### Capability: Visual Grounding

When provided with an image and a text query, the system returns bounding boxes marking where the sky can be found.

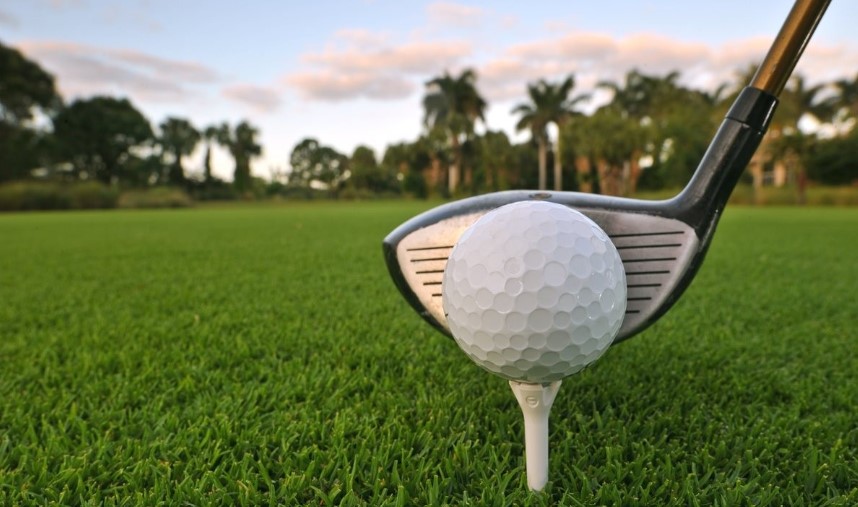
[2,0,857,181]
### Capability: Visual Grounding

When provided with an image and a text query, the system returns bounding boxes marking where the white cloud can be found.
[333,28,391,48]
[18,40,220,102]
[0,8,19,28]
[286,71,414,101]
[477,32,858,104]
[287,39,471,101]
[302,40,471,74]
[222,84,283,113]
[285,14,858,109]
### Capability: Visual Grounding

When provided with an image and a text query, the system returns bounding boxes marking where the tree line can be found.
[2,39,857,203]
[0,41,262,200]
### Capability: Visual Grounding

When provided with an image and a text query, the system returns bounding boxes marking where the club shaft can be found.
[675,0,830,233]
[750,0,830,96]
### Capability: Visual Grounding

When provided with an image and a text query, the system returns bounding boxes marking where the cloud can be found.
[427,2,484,28]
[509,32,616,61]
[613,34,710,74]
[18,40,220,103]
[480,32,707,101]
[287,38,471,101]
[0,9,19,28]
[333,28,390,48]
[111,49,217,82]
[222,84,283,113]
[302,40,470,74]
[285,15,858,108]
[286,71,414,101]
[475,32,858,107]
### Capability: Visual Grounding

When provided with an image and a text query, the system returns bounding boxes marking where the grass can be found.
[632,184,858,206]
[0,202,856,505]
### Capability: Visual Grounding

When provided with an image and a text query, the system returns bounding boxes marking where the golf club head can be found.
[385,88,778,344]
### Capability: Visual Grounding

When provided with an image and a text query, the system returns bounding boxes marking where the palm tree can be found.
[218,121,262,193]
[512,82,551,190]
[598,70,681,121]
[831,73,858,131]
[548,76,588,190]
[158,117,200,186]
[201,124,221,185]
[513,76,589,191]
[598,70,719,193]
[478,130,513,191]
[771,75,832,202]
[566,108,644,196]
[422,69,487,195]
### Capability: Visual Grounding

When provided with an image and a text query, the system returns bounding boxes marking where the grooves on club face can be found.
[384,87,779,344]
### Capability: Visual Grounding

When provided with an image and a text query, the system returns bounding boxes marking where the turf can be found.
[0,203,856,506]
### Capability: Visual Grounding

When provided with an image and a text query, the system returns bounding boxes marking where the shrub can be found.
[0,181,121,211]
[68,181,120,209]
[0,181,69,211]
[804,133,858,185]
[118,187,193,209]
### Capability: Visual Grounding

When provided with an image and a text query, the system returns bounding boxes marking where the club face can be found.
[383,190,703,343]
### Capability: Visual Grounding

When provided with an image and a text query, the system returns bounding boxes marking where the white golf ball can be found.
[442,201,627,383]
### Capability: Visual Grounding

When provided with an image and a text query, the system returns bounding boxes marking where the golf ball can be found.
[442,201,627,382]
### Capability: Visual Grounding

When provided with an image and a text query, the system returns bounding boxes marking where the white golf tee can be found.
[509,380,562,491]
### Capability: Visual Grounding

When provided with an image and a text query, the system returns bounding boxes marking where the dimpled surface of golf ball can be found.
[442,201,627,383]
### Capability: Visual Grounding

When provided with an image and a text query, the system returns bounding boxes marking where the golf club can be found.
[384,0,829,344]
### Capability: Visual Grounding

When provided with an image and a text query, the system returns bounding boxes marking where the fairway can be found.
[1,202,857,505]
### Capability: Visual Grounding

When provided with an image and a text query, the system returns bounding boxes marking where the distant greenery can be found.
[0,181,118,211]
[1,203,856,504]
[2,39,857,210]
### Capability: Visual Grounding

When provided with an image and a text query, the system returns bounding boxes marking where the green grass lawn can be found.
[1,202,857,505]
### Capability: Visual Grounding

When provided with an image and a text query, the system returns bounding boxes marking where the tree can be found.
[597,70,724,192]
[477,130,514,192]
[422,69,486,194]
[512,76,587,190]
[289,138,348,197]
[382,140,432,198]
[201,125,221,185]
[349,145,398,194]
[765,75,831,201]
[0,41,63,181]
[218,121,261,193]
[53,96,153,185]
[832,73,858,128]
[512,84,550,190]
[158,117,200,186]
[565,108,645,195]
[0,42,62,126]
[803,129,858,185]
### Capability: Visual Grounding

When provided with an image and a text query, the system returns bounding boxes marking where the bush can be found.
[0,181,119,211]
[118,187,193,209]
[804,133,858,185]
[68,181,120,209]
[0,181,68,211]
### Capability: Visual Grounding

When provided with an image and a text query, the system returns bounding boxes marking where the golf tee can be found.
[509,380,562,491]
